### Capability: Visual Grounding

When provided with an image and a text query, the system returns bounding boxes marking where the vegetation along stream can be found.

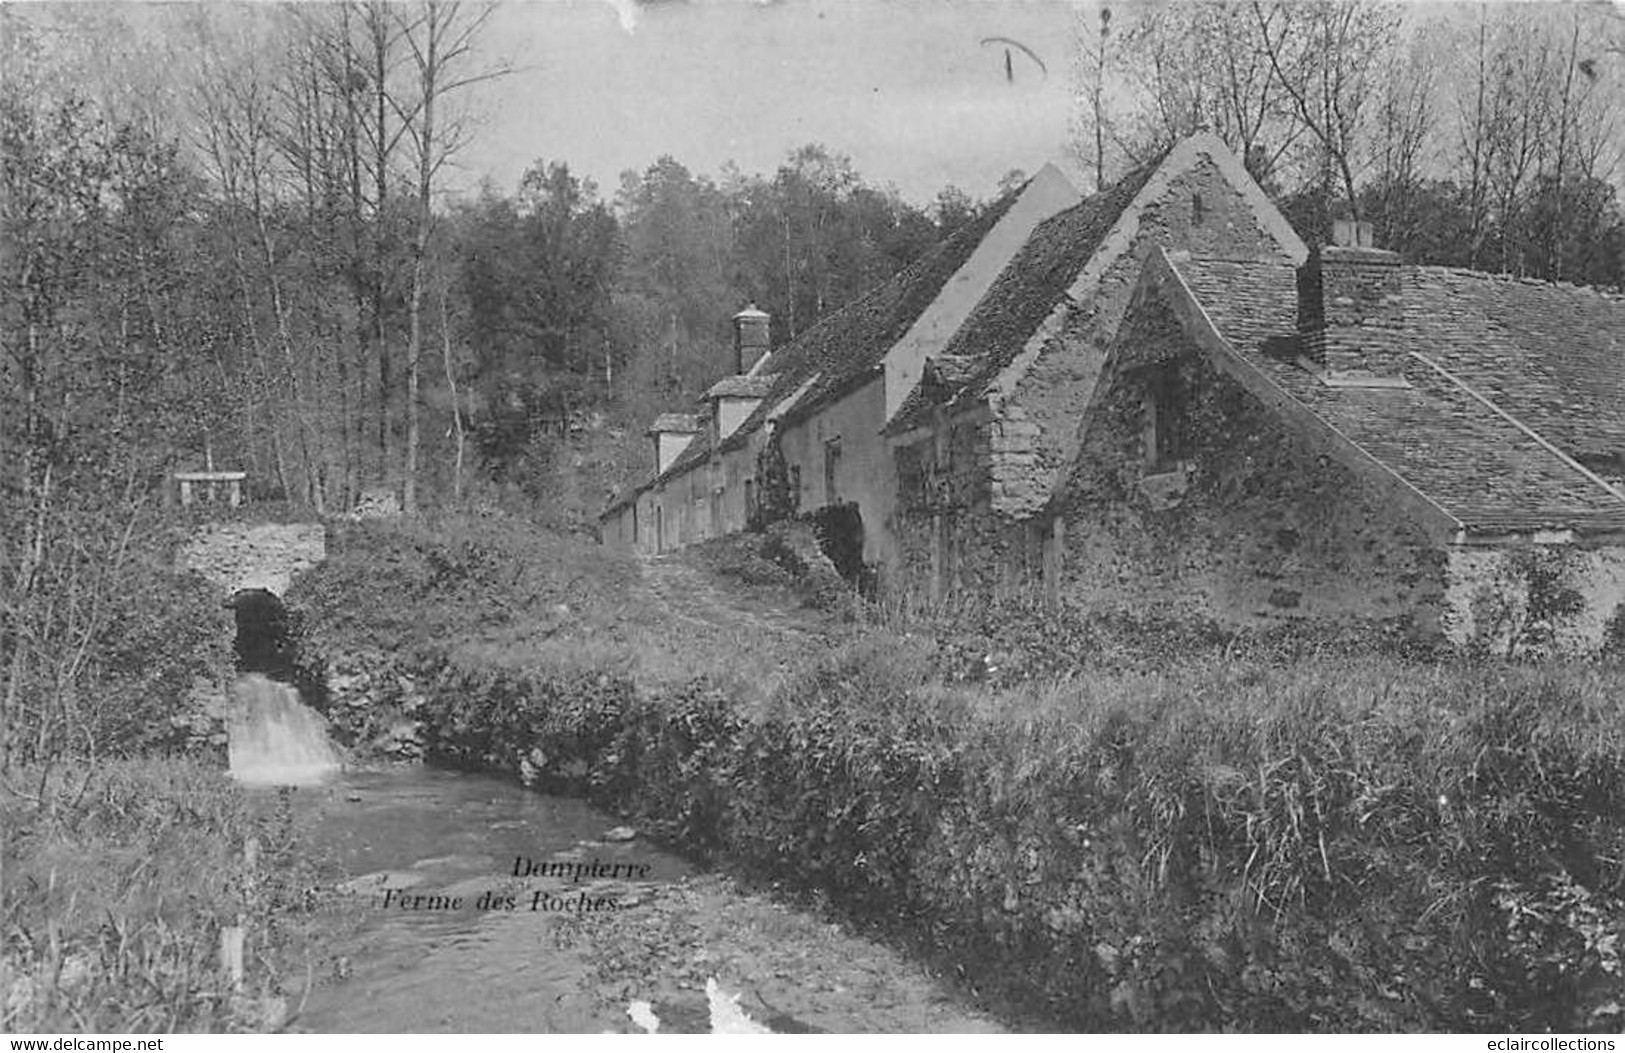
[250,763,998,1034]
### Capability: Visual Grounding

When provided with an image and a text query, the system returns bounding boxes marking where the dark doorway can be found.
[810,502,870,592]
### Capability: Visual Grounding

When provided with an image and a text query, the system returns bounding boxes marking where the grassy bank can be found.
[295,515,1625,1032]
[409,646,1625,1032]
[2,761,346,1032]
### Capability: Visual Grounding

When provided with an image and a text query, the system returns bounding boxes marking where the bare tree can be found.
[391,0,506,513]
[1251,0,1400,220]
[1368,20,1440,246]
[1101,2,1301,186]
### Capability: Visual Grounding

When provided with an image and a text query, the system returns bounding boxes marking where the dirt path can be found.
[621,553,843,704]
[563,871,1002,1033]
[634,553,828,638]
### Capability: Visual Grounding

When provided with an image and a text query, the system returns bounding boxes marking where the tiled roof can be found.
[883,160,1162,434]
[602,196,1026,517]
[716,192,1023,446]
[1167,253,1625,535]
[703,374,778,400]
[646,413,700,435]
[925,354,982,387]
[1390,269,1625,462]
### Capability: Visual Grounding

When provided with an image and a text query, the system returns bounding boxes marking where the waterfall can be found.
[228,673,340,786]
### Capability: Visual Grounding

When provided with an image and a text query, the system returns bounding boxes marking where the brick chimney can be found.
[733,304,771,375]
[1297,219,1405,375]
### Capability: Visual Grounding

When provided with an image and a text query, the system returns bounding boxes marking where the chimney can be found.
[1296,219,1404,373]
[733,304,771,375]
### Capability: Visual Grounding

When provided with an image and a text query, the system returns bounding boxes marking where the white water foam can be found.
[227,673,340,786]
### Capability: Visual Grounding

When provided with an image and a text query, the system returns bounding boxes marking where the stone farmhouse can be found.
[602,133,1625,652]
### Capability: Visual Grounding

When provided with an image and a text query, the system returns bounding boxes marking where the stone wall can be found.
[775,378,898,569]
[180,522,327,597]
[1054,298,1448,632]
[993,154,1302,518]
[891,405,1044,601]
[888,150,1308,603]
[1443,544,1625,654]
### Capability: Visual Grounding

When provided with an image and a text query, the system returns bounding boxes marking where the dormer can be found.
[646,413,699,475]
[703,374,778,444]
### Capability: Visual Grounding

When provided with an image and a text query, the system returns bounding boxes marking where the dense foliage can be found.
[2,762,346,1032]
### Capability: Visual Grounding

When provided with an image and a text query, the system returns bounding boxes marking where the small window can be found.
[1192,192,1206,226]
[823,437,843,504]
[1142,365,1184,472]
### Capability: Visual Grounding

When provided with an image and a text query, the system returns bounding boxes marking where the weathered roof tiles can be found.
[1165,252,1625,536]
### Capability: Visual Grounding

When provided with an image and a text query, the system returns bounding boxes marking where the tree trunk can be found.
[441,285,465,503]
[403,4,438,516]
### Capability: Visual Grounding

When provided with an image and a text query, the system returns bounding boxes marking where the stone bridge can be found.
[180,522,327,598]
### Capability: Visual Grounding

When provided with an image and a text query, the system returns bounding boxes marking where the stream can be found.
[263,765,1003,1034]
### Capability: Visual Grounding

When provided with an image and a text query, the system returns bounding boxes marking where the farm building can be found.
[603,133,1625,652]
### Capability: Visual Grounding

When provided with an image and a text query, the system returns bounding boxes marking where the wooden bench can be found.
[174,471,247,507]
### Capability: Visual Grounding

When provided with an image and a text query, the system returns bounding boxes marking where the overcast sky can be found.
[5,0,1084,204]
[451,0,1085,204]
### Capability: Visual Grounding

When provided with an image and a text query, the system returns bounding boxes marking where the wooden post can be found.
[219,922,245,990]
[1044,516,1065,610]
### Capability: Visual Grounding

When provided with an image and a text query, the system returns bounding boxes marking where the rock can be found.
[337,870,426,896]
[627,1000,660,1033]
[57,953,94,992]
[411,854,492,870]
[603,825,637,843]
[349,487,401,521]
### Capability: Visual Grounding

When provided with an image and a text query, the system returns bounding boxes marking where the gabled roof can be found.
[884,160,1162,432]
[1155,250,1625,537]
[714,191,1023,448]
[884,133,1309,440]
[601,196,1025,517]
